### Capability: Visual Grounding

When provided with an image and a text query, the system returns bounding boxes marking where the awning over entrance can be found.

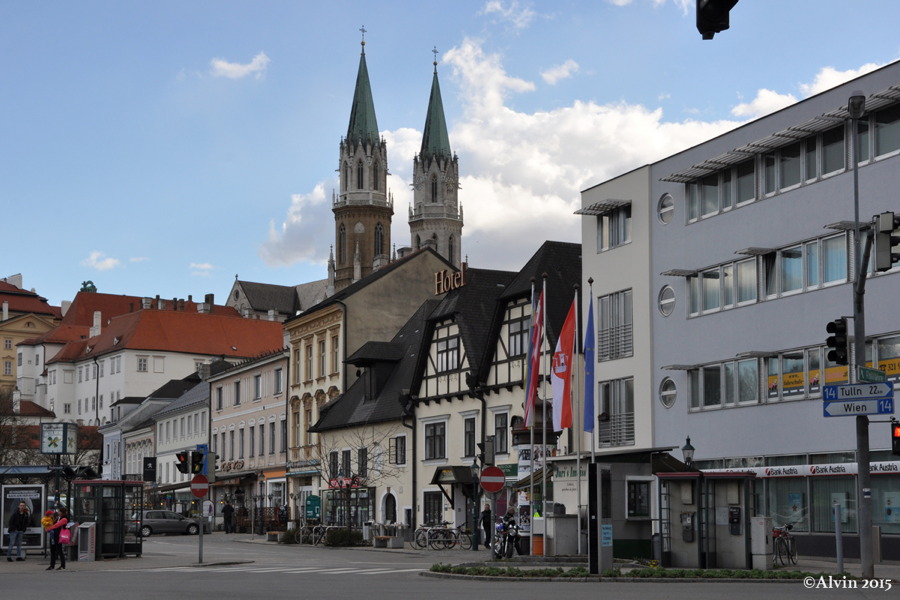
[210,471,258,487]
[430,466,476,508]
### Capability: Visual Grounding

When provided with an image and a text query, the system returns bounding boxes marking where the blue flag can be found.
[583,299,595,432]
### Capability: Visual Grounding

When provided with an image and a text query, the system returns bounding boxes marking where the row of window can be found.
[682,334,900,410]
[157,412,209,444]
[343,159,382,193]
[212,420,287,460]
[214,368,284,411]
[685,103,900,223]
[336,222,387,265]
[294,337,339,384]
[687,232,849,317]
[424,412,511,460]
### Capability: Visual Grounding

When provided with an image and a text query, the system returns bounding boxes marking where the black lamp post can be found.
[681,437,695,468]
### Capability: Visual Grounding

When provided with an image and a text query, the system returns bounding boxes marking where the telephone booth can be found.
[72,480,143,559]
[657,471,756,569]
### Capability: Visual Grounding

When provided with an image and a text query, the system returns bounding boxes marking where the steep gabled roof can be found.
[312,299,440,432]
[498,241,582,348]
[426,268,517,379]
[286,247,454,323]
[236,281,300,315]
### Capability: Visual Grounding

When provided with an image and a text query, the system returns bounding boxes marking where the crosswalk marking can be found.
[131,565,426,576]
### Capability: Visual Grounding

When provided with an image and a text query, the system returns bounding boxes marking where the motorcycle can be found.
[492,518,520,559]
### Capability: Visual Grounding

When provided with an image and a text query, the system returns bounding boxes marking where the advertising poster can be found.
[2,484,47,551]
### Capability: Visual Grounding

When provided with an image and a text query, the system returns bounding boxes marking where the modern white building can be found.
[582,61,900,560]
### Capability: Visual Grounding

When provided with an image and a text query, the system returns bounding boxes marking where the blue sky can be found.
[4,0,900,306]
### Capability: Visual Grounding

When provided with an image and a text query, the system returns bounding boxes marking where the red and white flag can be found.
[524,290,544,428]
[551,298,576,431]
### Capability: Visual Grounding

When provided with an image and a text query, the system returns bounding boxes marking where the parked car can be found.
[131,510,200,537]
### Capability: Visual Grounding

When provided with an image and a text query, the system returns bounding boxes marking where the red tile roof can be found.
[48,310,284,363]
[0,282,57,317]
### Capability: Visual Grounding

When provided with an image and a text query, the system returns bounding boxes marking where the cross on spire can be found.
[432,46,439,72]
[360,25,367,45]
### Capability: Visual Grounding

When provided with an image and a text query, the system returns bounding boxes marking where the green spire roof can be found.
[420,65,451,159]
[346,43,379,144]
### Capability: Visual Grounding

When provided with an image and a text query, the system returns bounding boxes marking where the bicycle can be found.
[773,523,797,566]
[428,523,472,550]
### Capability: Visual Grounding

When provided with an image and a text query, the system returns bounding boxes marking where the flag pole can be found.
[540,273,548,543]
[573,284,582,555]
[528,279,536,556]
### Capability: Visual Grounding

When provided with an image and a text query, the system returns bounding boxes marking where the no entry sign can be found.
[480,466,505,493]
[191,474,209,498]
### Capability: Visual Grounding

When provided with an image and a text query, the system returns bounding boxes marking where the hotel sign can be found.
[434,268,466,295]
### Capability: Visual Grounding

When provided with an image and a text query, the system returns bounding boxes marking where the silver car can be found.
[132,510,200,537]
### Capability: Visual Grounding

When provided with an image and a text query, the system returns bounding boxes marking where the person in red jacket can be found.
[46,507,70,570]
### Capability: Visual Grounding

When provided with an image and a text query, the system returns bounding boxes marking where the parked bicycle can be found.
[409,521,471,550]
[773,523,797,565]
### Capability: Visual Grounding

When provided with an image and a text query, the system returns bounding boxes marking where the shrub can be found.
[324,527,364,546]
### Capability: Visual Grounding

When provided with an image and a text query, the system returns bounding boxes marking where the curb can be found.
[421,571,799,584]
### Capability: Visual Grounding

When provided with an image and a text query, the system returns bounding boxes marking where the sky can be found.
[3,0,900,308]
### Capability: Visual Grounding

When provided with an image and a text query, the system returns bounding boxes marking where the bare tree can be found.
[311,423,404,530]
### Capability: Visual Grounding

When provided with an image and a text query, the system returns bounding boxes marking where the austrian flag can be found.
[551,298,576,431]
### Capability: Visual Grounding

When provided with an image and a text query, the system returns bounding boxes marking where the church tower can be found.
[409,51,463,267]
[331,34,393,292]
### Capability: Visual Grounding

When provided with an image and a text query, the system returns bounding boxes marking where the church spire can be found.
[420,47,451,159]
[346,27,379,145]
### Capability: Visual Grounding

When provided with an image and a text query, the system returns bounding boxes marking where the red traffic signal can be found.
[892,422,900,456]
[175,451,190,474]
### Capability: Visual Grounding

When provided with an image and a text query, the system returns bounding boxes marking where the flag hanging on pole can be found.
[524,289,544,428]
[583,298,595,433]
[551,298,576,431]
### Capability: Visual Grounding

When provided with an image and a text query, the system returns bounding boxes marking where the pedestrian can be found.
[222,501,235,534]
[6,501,32,562]
[479,504,492,550]
[46,507,70,570]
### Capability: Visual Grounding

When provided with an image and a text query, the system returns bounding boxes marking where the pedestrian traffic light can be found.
[892,421,900,456]
[696,0,739,40]
[477,437,495,466]
[191,451,204,474]
[826,317,849,366]
[175,451,190,474]
[873,211,900,272]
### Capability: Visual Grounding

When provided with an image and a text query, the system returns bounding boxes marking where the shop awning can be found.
[210,471,259,487]
[514,466,555,490]
[429,466,476,509]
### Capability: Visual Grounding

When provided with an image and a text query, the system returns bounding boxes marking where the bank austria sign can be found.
[708,461,900,478]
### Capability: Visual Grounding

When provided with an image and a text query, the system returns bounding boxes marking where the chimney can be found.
[2,301,7,321]
[89,311,102,337]
[141,297,152,309]
[205,293,214,305]
[197,362,211,381]
[188,295,193,303]
[156,295,163,310]
[61,300,71,317]
[268,309,276,321]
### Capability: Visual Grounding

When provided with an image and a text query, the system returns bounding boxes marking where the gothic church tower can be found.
[409,54,463,267]
[330,37,392,293]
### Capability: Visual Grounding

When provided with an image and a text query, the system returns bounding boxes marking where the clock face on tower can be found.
[354,222,365,234]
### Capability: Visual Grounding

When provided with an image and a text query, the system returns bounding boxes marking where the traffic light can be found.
[477,437,495,466]
[696,0,739,40]
[175,451,190,474]
[873,211,900,272]
[892,421,900,456]
[191,451,204,474]
[826,318,849,366]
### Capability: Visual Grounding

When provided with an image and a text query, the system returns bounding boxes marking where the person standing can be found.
[7,501,32,562]
[479,504,492,550]
[222,501,235,534]
[46,507,69,570]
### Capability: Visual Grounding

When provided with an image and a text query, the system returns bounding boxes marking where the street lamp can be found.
[681,437,695,468]
[848,90,874,579]
[470,458,481,552]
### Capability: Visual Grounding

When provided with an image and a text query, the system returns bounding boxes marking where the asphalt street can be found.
[2,532,898,600]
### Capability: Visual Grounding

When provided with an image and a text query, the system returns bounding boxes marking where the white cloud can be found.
[190,262,215,277]
[261,37,745,273]
[210,52,270,79]
[541,59,579,85]
[129,256,149,263]
[82,251,120,271]
[480,1,537,30]
[799,62,885,97]
[731,88,797,119]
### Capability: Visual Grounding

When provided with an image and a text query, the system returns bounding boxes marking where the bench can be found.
[373,535,404,549]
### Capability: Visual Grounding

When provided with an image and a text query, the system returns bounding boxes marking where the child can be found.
[41,510,54,531]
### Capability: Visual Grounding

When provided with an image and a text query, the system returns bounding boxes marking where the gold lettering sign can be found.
[434,268,466,295]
